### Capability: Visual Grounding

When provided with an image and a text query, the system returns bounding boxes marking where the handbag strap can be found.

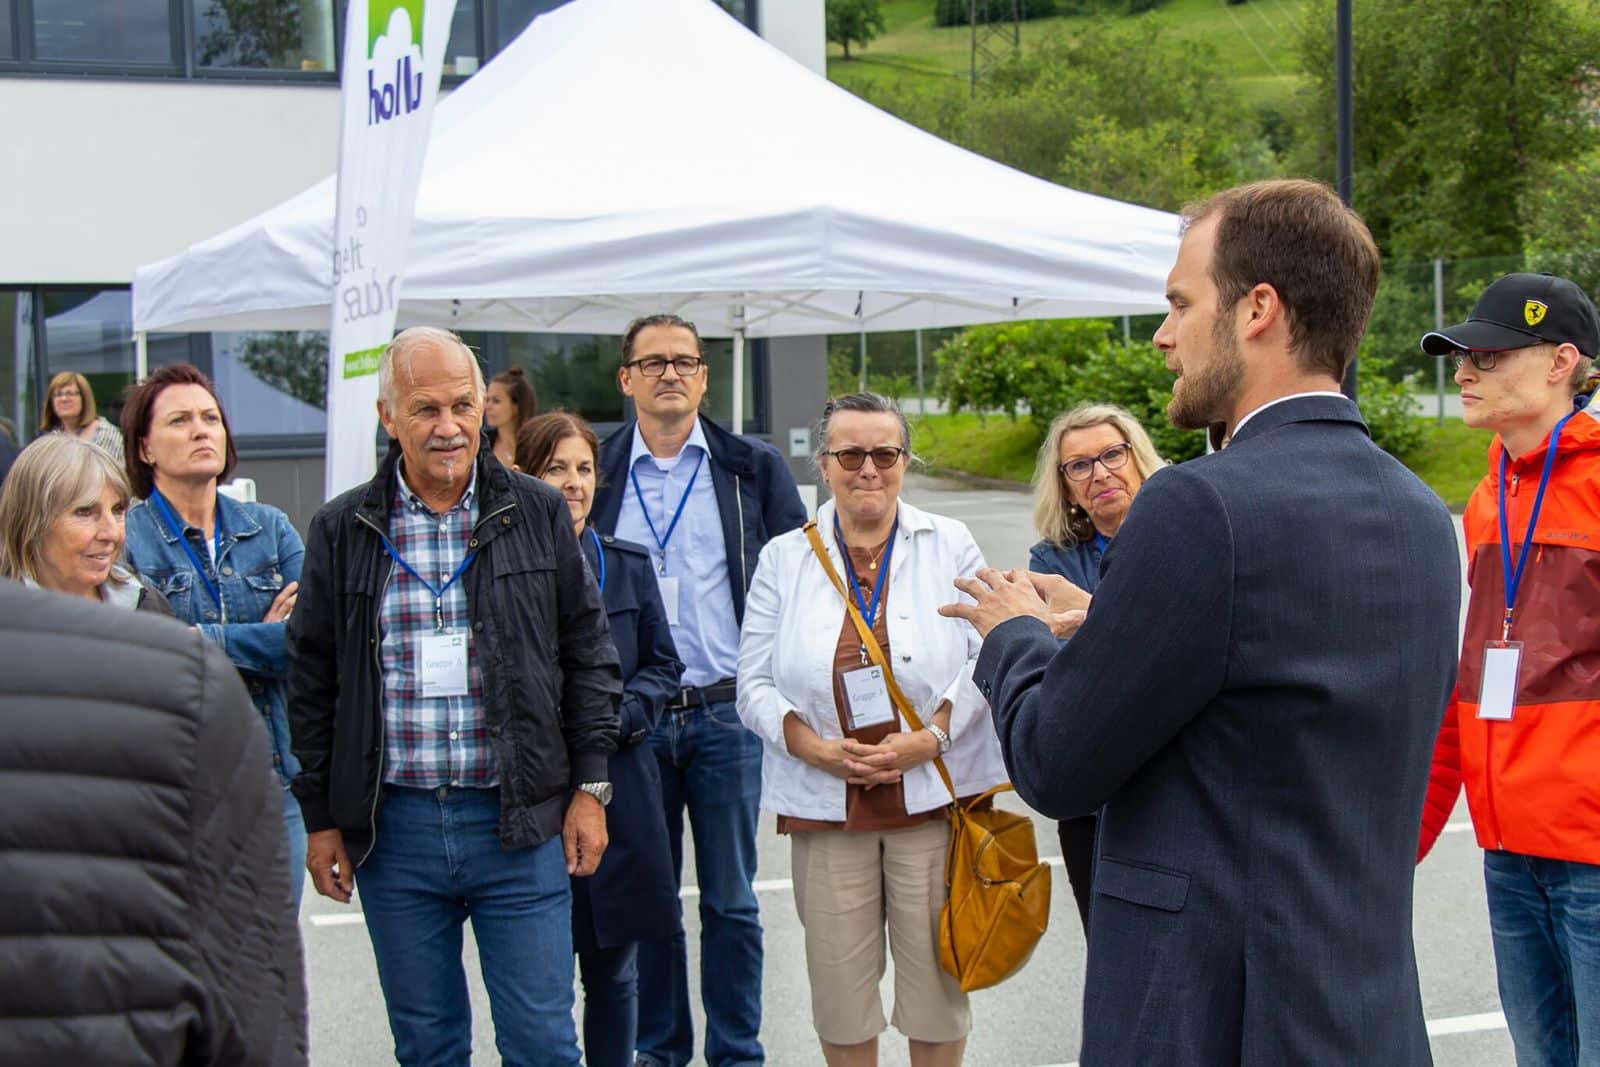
[804,520,960,802]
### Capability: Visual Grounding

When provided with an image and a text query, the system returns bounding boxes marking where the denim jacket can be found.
[124,492,305,787]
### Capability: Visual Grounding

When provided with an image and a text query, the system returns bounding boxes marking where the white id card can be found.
[841,665,896,730]
[419,631,471,699]
[1477,641,1523,721]
[657,576,681,626]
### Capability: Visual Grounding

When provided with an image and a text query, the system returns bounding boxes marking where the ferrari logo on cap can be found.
[1525,300,1549,327]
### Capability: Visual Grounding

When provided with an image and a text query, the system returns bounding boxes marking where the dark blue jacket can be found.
[976,397,1460,1066]
[573,529,684,952]
[1028,537,1104,594]
[125,492,305,789]
[592,415,807,624]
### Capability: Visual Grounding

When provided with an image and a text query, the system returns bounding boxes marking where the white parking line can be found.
[1032,1014,1507,1067]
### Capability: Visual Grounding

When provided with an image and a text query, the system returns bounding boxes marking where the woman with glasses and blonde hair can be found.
[0,434,169,613]
[1027,402,1166,933]
[738,392,1007,1067]
[40,371,124,464]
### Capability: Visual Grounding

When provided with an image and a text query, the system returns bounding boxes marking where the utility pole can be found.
[1336,0,1358,402]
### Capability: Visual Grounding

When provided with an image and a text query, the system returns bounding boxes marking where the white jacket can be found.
[736,498,1009,821]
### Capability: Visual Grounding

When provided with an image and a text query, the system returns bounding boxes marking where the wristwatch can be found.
[925,723,953,755]
[577,781,613,806]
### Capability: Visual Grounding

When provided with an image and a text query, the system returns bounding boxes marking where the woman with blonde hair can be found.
[1026,402,1165,931]
[39,371,124,463]
[0,435,168,613]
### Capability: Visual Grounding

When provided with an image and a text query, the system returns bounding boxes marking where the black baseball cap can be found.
[1420,272,1600,359]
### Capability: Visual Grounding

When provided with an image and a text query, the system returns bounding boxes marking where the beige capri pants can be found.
[789,819,972,1045]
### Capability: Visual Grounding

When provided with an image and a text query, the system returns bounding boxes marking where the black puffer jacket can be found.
[288,446,622,865]
[0,582,307,1066]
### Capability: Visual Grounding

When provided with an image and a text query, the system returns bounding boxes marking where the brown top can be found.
[780,533,948,835]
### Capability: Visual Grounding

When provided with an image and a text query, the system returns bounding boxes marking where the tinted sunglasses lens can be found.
[834,449,866,471]
[870,448,902,469]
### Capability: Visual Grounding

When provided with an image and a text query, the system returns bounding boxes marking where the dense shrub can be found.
[934,0,1058,26]
[932,319,1115,419]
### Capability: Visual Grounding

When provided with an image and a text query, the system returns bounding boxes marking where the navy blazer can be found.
[976,396,1460,1066]
[573,530,685,952]
[591,415,807,625]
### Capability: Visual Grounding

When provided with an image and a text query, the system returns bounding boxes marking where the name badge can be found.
[841,665,896,730]
[1477,641,1522,721]
[657,576,681,627]
[419,631,471,699]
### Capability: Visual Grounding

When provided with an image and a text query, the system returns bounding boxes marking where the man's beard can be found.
[1168,315,1247,431]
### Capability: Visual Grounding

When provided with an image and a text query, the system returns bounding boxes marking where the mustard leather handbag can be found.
[803,521,1051,992]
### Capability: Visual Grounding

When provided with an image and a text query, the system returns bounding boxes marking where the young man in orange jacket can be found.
[1416,272,1600,1067]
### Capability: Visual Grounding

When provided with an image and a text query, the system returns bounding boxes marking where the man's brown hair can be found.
[1182,179,1381,381]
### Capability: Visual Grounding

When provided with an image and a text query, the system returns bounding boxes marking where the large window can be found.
[41,288,137,430]
[191,0,336,72]
[0,291,36,448]
[1,0,755,78]
[31,0,173,65]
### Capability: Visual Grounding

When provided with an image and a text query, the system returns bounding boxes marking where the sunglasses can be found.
[824,446,907,471]
[1059,443,1131,482]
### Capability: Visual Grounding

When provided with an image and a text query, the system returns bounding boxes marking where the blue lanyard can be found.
[149,491,222,609]
[380,536,477,632]
[834,514,897,632]
[630,450,704,575]
[1094,533,1109,556]
[587,527,606,593]
[1497,410,1575,640]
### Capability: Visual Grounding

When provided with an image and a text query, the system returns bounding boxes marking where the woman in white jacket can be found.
[737,393,1008,1067]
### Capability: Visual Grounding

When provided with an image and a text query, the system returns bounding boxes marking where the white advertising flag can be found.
[325,0,458,497]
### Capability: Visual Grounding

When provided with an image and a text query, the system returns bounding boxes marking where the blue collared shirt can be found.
[378,463,493,788]
[614,420,740,688]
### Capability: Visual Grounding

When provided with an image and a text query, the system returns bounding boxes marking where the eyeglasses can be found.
[1059,443,1131,482]
[624,356,705,378]
[1449,350,1508,373]
[824,446,907,471]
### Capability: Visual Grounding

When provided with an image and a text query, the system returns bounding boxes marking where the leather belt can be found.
[666,678,738,710]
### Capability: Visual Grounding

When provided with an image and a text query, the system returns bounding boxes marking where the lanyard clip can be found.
[435,596,446,633]
[1501,609,1514,642]
[859,644,870,667]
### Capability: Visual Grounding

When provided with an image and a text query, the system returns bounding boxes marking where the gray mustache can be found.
[426,435,470,451]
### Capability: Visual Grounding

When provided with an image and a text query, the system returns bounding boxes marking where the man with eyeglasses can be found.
[591,313,806,1067]
[1415,272,1600,1066]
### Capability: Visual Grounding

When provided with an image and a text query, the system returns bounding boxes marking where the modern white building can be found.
[2,0,826,527]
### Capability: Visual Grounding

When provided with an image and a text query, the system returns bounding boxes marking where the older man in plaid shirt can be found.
[289,327,622,1066]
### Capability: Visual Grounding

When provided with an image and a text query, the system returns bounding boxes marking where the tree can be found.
[199,0,306,68]
[237,332,328,411]
[826,0,886,60]
[1293,0,1600,262]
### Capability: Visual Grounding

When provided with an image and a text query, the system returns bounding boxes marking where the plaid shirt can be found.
[378,464,494,788]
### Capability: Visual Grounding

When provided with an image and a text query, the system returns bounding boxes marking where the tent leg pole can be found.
[731,327,745,435]
[134,331,148,382]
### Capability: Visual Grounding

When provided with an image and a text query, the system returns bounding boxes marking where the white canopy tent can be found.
[133,0,1181,431]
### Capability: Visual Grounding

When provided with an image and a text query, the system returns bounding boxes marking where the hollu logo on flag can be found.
[367,1,427,126]
[324,0,458,497]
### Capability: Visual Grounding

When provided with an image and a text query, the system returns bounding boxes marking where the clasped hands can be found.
[938,568,1092,640]
[784,714,939,788]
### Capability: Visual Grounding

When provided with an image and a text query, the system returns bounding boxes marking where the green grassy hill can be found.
[827,0,1309,108]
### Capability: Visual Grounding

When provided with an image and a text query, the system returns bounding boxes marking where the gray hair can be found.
[378,326,485,410]
[812,392,915,472]
[0,434,132,587]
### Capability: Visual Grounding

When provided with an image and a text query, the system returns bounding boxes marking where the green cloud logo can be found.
[368,0,427,58]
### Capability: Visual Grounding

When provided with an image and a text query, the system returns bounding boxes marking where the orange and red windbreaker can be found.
[1418,409,1600,864]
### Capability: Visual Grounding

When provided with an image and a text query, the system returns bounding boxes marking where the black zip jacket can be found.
[287,446,621,864]
[591,414,807,624]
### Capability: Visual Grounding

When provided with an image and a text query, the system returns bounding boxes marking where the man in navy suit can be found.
[943,180,1461,1065]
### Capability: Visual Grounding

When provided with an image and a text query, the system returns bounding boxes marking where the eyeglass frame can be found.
[822,446,908,471]
[1058,442,1132,482]
[622,355,706,378]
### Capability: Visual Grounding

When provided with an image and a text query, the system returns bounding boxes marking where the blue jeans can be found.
[1484,850,1600,1067]
[636,699,764,1066]
[355,786,579,1067]
[283,782,306,912]
[578,942,639,1067]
